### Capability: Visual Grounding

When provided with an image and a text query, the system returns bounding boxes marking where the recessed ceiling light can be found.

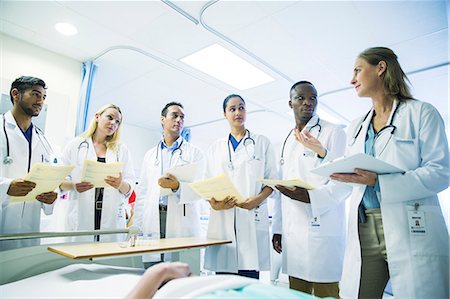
[55,22,78,36]
[180,44,274,90]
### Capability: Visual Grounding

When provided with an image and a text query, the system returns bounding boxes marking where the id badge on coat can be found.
[408,210,427,235]
[310,215,321,228]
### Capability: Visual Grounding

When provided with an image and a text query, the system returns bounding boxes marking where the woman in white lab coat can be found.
[331,47,449,299]
[204,94,278,279]
[60,104,135,242]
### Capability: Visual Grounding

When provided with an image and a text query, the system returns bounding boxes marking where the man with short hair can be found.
[134,102,204,266]
[272,81,351,298]
[0,76,57,250]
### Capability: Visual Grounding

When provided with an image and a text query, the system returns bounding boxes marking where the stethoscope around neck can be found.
[76,138,120,164]
[349,102,400,149]
[154,138,185,167]
[2,114,55,165]
[227,129,256,170]
[279,117,322,165]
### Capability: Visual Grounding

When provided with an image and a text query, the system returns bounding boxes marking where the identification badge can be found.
[303,150,315,158]
[310,215,321,227]
[255,208,261,222]
[408,210,427,235]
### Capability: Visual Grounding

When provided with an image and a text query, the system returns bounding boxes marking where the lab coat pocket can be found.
[245,159,263,187]
[383,137,419,170]
[407,204,448,256]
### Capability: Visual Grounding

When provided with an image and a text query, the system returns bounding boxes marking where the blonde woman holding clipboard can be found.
[60,104,135,242]
[331,47,449,299]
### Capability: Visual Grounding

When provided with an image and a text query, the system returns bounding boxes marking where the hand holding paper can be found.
[276,185,311,203]
[189,174,245,204]
[159,163,199,196]
[257,178,316,190]
[330,168,378,186]
[7,179,36,197]
[81,160,123,188]
[164,163,199,182]
[10,163,75,203]
[209,196,238,210]
[158,173,179,190]
[311,153,404,177]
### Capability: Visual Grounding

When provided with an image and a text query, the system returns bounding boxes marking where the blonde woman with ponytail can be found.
[60,104,135,242]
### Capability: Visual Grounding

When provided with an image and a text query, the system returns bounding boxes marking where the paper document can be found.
[81,160,123,187]
[311,153,405,177]
[159,163,200,196]
[189,174,245,204]
[10,163,75,203]
[258,178,316,190]
[164,163,199,182]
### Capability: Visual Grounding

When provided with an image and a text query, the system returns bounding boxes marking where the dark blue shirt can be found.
[229,134,241,151]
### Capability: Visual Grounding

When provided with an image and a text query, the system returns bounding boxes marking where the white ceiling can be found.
[1,0,448,149]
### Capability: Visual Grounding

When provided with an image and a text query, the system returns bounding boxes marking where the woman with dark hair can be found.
[331,47,449,299]
[203,94,278,279]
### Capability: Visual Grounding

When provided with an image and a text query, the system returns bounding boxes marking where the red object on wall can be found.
[128,190,136,204]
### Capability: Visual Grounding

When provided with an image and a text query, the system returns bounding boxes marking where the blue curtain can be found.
[181,127,191,142]
[75,61,98,135]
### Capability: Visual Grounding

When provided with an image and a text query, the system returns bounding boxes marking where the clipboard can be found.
[311,153,405,177]
[257,178,316,190]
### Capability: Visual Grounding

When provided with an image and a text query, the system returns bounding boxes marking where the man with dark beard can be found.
[0,76,57,250]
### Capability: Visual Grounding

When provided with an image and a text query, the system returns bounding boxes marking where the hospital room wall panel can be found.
[0,33,82,154]
[120,123,161,177]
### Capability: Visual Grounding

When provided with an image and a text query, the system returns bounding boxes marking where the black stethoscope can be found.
[227,129,256,170]
[2,114,55,165]
[154,138,185,166]
[349,101,400,150]
[279,117,322,165]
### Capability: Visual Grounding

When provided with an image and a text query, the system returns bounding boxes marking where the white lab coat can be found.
[340,99,449,299]
[134,138,204,262]
[0,111,55,250]
[204,131,278,273]
[272,116,351,282]
[61,136,135,242]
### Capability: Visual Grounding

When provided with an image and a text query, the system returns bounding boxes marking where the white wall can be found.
[120,123,161,177]
[0,33,82,154]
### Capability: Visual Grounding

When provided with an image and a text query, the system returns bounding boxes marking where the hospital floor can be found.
[259,271,394,299]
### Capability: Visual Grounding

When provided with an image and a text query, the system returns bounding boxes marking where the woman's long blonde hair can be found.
[358,47,413,100]
[82,104,123,152]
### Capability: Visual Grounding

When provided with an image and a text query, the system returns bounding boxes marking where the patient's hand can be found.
[126,262,192,299]
[159,262,192,282]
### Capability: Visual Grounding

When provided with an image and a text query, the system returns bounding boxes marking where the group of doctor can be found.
[1,46,448,299]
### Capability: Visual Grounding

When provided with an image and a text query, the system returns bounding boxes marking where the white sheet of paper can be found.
[311,153,405,177]
[81,160,123,188]
[159,163,199,196]
[257,178,316,190]
[10,163,75,203]
[189,174,245,204]
[163,163,199,182]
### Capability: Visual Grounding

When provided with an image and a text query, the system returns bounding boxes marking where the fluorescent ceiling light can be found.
[55,22,78,36]
[181,44,274,90]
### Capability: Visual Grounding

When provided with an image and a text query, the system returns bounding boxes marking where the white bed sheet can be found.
[0,264,144,298]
